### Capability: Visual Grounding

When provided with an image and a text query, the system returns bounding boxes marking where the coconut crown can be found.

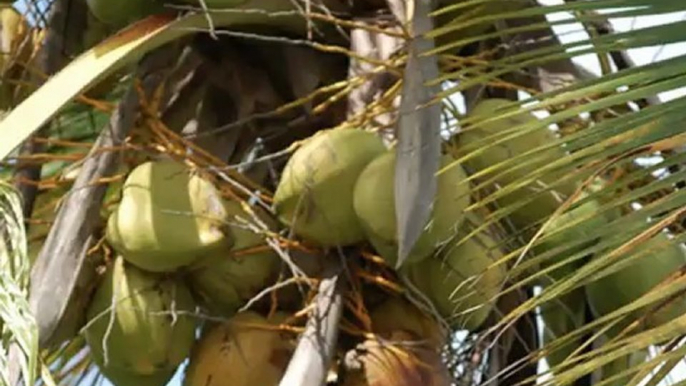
[353,151,471,266]
[84,256,197,375]
[184,311,293,386]
[273,128,386,246]
[106,159,231,273]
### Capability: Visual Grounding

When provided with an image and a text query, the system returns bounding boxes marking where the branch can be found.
[278,258,344,386]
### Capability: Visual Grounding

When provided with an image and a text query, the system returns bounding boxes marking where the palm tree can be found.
[2,0,686,385]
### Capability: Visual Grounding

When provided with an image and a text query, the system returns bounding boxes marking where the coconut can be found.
[183,311,293,386]
[405,231,506,331]
[539,289,586,370]
[370,297,446,348]
[588,232,686,331]
[273,128,386,246]
[188,200,280,316]
[0,7,31,109]
[595,347,647,386]
[84,256,197,375]
[86,0,163,27]
[434,0,526,54]
[353,151,471,266]
[98,365,175,386]
[533,178,618,280]
[585,232,686,333]
[173,0,254,7]
[106,159,231,272]
[457,99,573,231]
[340,330,451,386]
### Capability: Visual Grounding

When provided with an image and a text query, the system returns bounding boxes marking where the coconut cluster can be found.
[272,127,508,332]
[78,97,685,386]
[85,158,285,386]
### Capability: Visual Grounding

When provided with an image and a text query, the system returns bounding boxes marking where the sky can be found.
[6,0,686,385]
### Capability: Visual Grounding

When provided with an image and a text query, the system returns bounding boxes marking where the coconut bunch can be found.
[81,158,286,385]
[272,126,507,333]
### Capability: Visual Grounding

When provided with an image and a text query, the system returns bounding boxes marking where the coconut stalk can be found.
[278,258,344,386]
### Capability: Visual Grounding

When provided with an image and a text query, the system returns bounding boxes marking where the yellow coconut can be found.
[188,200,280,316]
[353,151,471,266]
[585,232,686,333]
[457,98,573,231]
[183,311,293,386]
[370,297,446,348]
[0,7,28,72]
[405,231,506,331]
[86,0,164,28]
[273,128,386,246]
[0,7,31,109]
[84,256,197,375]
[106,159,231,272]
[340,330,451,386]
[98,365,175,386]
[539,289,586,370]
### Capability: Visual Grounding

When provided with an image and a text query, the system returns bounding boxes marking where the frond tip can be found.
[0,181,39,386]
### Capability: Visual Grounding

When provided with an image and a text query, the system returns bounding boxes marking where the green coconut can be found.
[457,98,574,231]
[405,231,506,331]
[533,178,618,280]
[188,200,280,316]
[539,289,586,370]
[273,128,386,246]
[86,0,163,28]
[106,159,231,272]
[184,311,293,386]
[434,0,527,53]
[353,151,471,266]
[585,232,686,334]
[84,256,197,375]
[98,365,175,386]
[596,347,648,386]
[174,0,249,8]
